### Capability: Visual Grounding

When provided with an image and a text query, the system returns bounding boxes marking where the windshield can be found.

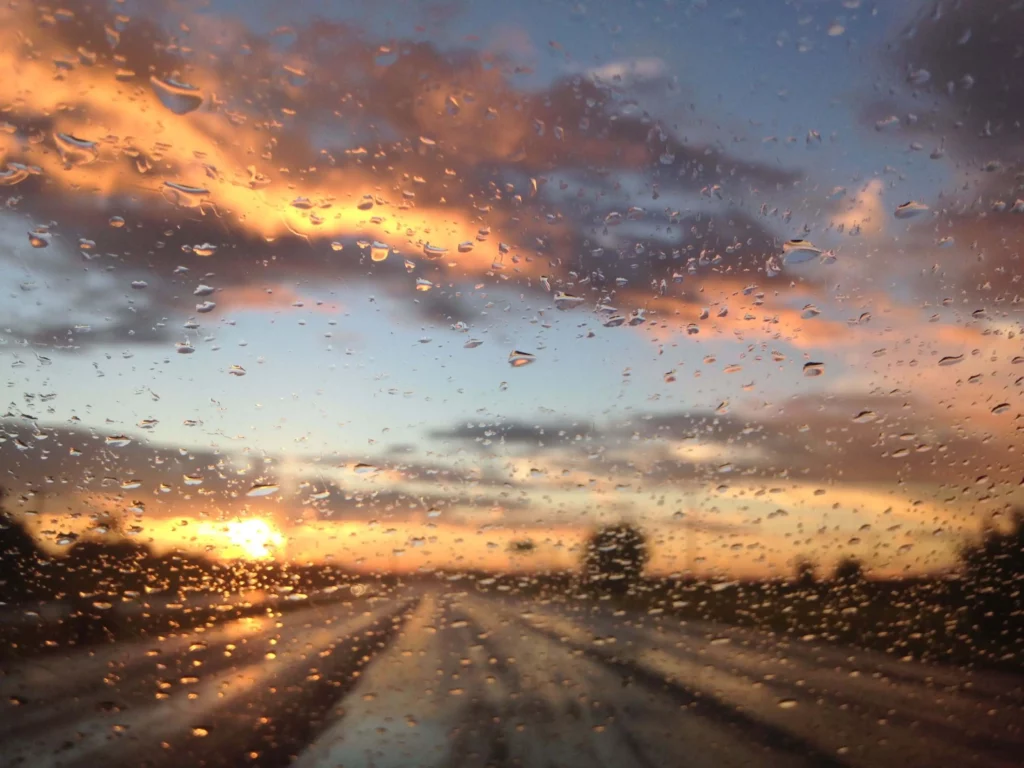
[1,1,1022,766]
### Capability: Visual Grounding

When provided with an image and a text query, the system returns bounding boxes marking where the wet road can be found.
[2,589,1021,767]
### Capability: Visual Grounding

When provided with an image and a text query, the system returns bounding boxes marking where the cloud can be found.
[0,0,804,351]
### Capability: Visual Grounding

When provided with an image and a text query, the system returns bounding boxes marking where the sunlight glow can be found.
[218,519,285,560]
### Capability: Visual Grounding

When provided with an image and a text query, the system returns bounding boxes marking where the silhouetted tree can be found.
[581,523,649,596]
[959,510,1024,661]
[0,488,48,603]
[508,539,537,554]
[793,557,818,588]
[832,556,865,584]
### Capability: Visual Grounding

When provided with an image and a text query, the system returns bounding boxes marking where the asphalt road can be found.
[1,589,1021,767]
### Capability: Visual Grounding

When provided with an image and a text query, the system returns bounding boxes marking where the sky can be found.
[1,0,1022,580]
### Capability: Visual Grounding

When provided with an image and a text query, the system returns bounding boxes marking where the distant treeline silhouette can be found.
[578,519,1023,668]
[3,491,1023,667]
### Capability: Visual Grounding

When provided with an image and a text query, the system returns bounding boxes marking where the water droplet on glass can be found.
[192,243,218,257]
[27,231,50,248]
[0,163,36,186]
[907,68,931,86]
[109,216,125,228]
[509,350,536,367]
[991,403,1010,414]
[554,292,585,310]
[176,342,196,354]
[228,365,246,376]
[938,354,964,366]
[423,243,448,259]
[852,410,877,424]
[54,132,98,168]
[778,699,799,710]
[150,76,203,115]
[196,301,216,313]
[370,242,390,262]
[353,463,377,475]
[782,239,822,264]
[247,483,279,497]
[894,201,929,219]
[464,339,483,349]
[105,435,132,447]
[803,362,825,377]
[163,182,210,209]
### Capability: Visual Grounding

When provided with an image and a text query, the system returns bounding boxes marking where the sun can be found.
[221,518,285,560]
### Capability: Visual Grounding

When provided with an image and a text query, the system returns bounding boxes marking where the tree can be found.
[832,556,865,584]
[793,556,818,588]
[581,523,649,596]
[959,510,1024,661]
[0,487,48,603]
[508,538,537,555]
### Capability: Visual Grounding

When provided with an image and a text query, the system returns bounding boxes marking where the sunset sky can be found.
[2,0,1021,580]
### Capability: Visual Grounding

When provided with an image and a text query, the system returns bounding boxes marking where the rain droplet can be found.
[0,163,35,186]
[852,410,877,424]
[991,403,1010,414]
[192,243,218,257]
[163,182,210,209]
[246,483,279,497]
[131,280,148,289]
[894,201,929,219]
[803,362,825,377]
[554,292,585,310]
[228,365,246,376]
[938,354,964,366]
[778,699,799,710]
[28,230,50,248]
[196,301,216,313]
[353,463,377,475]
[54,132,98,168]
[509,350,536,367]
[105,435,132,447]
[176,342,196,354]
[423,243,448,259]
[464,339,483,349]
[782,239,822,264]
[370,242,390,262]
[907,68,931,86]
[109,216,125,228]
[150,76,203,115]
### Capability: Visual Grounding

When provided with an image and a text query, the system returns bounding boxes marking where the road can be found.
[1,589,1021,767]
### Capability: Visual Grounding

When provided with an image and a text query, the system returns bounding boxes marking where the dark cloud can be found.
[0,0,802,349]
[428,390,1021,498]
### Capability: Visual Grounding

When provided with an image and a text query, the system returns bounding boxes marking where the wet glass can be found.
[1,1,1022,766]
